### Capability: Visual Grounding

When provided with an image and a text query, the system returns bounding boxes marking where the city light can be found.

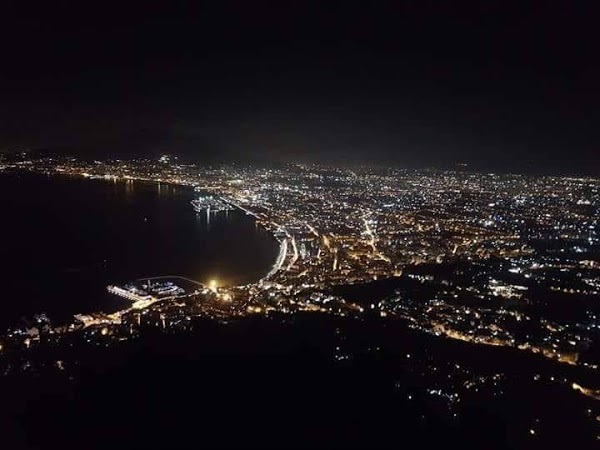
[1,154,598,445]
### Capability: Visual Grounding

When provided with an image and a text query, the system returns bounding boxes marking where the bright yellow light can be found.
[209,279,218,292]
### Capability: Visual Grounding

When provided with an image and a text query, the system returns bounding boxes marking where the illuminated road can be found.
[362,215,391,262]
[261,237,288,281]
[306,222,319,237]
[217,194,295,280]
[286,236,299,271]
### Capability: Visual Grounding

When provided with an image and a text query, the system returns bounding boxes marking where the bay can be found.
[0,173,278,328]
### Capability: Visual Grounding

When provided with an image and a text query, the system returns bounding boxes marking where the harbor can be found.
[190,194,234,213]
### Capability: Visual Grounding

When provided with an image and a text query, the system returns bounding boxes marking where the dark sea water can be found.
[0,172,278,328]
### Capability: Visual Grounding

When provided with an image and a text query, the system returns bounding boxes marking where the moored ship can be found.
[191,195,234,212]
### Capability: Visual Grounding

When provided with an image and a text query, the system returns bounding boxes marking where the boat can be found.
[190,196,234,212]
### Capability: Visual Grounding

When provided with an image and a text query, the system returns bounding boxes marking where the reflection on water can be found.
[0,173,279,327]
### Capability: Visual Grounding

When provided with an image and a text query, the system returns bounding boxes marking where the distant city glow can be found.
[1,154,599,442]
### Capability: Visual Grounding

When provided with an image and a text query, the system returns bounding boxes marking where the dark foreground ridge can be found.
[1,315,597,450]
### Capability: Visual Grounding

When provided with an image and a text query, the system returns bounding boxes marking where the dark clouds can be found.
[1,1,599,173]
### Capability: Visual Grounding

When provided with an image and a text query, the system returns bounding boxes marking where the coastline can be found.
[0,171,280,327]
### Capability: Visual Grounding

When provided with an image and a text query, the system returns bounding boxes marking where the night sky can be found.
[1,2,598,174]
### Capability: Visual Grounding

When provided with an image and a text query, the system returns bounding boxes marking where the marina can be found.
[190,195,234,213]
[0,173,279,328]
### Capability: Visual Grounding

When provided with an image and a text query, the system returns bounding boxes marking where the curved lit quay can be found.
[1,157,599,403]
